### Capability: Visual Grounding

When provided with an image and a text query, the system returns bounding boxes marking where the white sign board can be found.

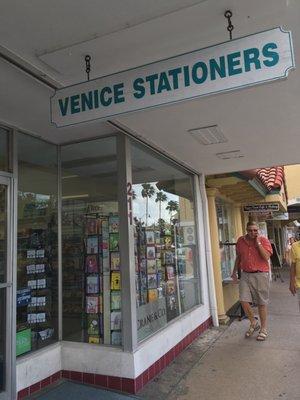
[51,27,295,127]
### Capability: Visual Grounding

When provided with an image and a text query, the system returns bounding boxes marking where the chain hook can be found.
[85,55,91,81]
[224,10,234,40]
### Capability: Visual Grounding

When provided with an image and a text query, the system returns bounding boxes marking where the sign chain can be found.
[85,55,91,81]
[224,10,234,40]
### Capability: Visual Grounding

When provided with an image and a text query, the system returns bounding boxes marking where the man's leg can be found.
[240,301,256,325]
[258,305,267,330]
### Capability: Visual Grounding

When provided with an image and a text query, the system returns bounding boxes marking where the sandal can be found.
[256,329,268,341]
[245,321,260,338]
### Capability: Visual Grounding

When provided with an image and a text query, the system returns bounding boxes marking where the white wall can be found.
[16,343,61,391]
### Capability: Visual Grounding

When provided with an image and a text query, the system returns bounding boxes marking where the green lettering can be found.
[227,51,243,76]
[209,56,226,80]
[192,61,208,84]
[100,87,112,107]
[58,98,69,116]
[114,83,125,103]
[145,73,159,95]
[70,95,80,114]
[262,42,279,67]
[157,72,172,93]
[81,91,93,112]
[133,78,145,99]
[244,48,261,72]
[168,67,182,89]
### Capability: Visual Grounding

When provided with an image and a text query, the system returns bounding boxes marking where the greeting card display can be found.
[111,331,122,346]
[86,275,99,294]
[86,236,98,254]
[148,289,158,302]
[109,233,119,251]
[147,259,156,274]
[109,215,119,233]
[111,291,121,310]
[146,246,156,260]
[87,315,99,335]
[146,231,155,245]
[110,252,120,270]
[89,335,100,344]
[147,274,157,289]
[86,219,98,235]
[111,272,121,290]
[111,311,121,330]
[85,255,98,273]
[86,296,99,313]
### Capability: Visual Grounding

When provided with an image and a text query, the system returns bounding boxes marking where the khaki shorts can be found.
[239,271,270,306]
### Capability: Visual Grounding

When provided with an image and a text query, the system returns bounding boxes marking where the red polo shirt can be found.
[236,235,272,272]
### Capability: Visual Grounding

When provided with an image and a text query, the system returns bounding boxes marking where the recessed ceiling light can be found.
[216,150,244,160]
[188,125,228,145]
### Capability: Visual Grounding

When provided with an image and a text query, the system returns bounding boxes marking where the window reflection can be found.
[131,141,201,342]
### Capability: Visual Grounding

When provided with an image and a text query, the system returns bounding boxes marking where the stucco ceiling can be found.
[1,0,300,174]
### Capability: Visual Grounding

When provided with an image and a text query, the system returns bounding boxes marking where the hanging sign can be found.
[51,27,295,127]
[243,203,280,212]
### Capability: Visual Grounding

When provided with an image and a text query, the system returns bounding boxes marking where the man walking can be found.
[289,237,300,310]
[231,221,273,341]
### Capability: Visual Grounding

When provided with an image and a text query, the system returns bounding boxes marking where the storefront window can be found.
[17,133,58,355]
[61,137,121,346]
[216,200,236,280]
[0,127,10,172]
[131,141,201,342]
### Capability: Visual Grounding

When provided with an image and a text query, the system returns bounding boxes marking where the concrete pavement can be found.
[139,269,300,400]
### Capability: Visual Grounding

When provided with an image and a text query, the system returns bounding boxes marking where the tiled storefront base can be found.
[18,317,212,399]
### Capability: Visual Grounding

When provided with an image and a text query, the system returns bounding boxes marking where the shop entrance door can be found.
[0,177,13,400]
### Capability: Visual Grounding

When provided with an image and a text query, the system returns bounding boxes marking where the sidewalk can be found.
[140,269,300,400]
[31,269,300,400]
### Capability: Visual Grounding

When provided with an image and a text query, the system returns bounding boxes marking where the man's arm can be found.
[231,254,240,283]
[255,237,271,261]
[289,262,297,295]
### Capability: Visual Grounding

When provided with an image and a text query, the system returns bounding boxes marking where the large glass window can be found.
[61,137,121,346]
[131,141,201,342]
[0,127,10,172]
[17,133,58,355]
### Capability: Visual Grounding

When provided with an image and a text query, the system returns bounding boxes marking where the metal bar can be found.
[0,50,58,90]
[116,133,137,352]
[57,146,63,341]
[11,129,18,400]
